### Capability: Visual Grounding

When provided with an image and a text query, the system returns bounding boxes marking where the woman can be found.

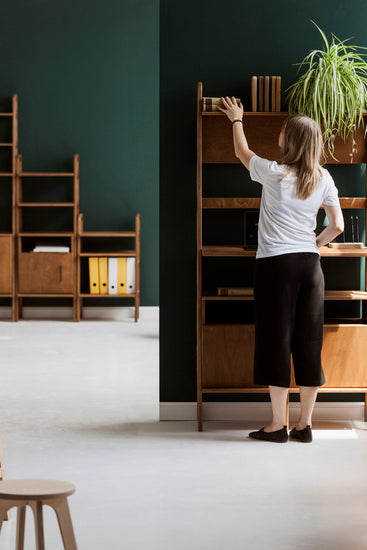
[218,96,344,443]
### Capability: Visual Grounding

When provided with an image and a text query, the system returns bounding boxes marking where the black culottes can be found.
[253,252,325,388]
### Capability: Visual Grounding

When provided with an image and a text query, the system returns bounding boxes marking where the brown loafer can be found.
[249,426,288,443]
[289,425,312,443]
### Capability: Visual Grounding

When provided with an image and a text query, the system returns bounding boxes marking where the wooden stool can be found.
[0,479,77,550]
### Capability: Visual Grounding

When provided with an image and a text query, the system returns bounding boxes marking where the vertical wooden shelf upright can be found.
[15,154,79,321]
[197,81,367,432]
[0,95,18,321]
[77,213,140,322]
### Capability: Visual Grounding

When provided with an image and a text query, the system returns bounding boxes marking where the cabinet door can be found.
[0,236,12,294]
[202,324,256,388]
[321,325,367,387]
[18,253,73,294]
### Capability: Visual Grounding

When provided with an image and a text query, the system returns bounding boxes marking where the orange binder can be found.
[117,257,127,294]
[98,257,108,295]
[88,257,99,295]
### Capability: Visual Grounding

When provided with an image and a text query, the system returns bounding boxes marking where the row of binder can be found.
[88,257,135,295]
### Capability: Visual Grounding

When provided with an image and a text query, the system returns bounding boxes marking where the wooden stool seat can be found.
[0,479,78,550]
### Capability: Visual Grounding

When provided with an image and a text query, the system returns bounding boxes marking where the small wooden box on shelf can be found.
[77,213,140,322]
[197,81,367,432]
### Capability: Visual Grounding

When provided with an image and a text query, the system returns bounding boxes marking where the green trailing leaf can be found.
[285,21,367,159]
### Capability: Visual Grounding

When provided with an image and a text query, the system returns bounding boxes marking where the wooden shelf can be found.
[202,111,287,117]
[320,246,367,257]
[0,143,13,147]
[0,113,13,117]
[79,251,136,257]
[20,172,74,177]
[81,231,136,237]
[18,232,74,237]
[202,290,367,301]
[202,197,367,209]
[17,294,75,298]
[0,173,14,177]
[80,293,136,298]
[202,387,367,393]
[201,245,367,257]
[18,202,75,207]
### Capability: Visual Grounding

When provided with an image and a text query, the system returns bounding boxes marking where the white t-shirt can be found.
[249,155,340,259]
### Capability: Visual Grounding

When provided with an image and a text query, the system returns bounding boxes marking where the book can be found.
[271,76,277,112]
[251,77,257,112]
[276,76,281,111]
[264,76,270,112]
[328,242,364,249]
[202,97,241,112]
[258,76,264,112]
[33,245,70,253]
[217,287,254,296]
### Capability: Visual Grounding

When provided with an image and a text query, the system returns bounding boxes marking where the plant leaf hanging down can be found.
[285,21,367,160]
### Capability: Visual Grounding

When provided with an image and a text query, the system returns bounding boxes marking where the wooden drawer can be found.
[0,236,12,294]
[202,324,256,388]
[18,252,73,294]
[321,325,367,387]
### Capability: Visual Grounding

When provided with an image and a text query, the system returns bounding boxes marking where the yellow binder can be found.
[89,257,99,294]
[117,257,127,294]
[98,257,108,295]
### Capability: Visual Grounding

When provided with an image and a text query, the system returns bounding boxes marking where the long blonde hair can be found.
[279,114,324,200]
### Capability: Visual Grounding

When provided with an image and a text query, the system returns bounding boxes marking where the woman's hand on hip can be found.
[217,96,244,122]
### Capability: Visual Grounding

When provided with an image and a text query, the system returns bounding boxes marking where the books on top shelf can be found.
[217,287,253,296]
[202,97,241,112]
[33,244,70,253]
[251,76,281,112]
[88,257,135,295]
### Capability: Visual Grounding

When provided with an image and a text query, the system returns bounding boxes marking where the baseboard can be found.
[0,306,158,322]
[160,401,365,422]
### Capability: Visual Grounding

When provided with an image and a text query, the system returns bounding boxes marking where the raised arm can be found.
[316,204,345,248]
[217,96,256,170]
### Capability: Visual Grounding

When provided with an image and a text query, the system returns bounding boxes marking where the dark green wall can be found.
[0,0,159,305]
[160,0,367,401]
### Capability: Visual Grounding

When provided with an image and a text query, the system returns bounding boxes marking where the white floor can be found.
[0,307,367,549]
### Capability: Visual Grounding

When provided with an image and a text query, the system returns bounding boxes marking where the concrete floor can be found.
[0,307,367,549]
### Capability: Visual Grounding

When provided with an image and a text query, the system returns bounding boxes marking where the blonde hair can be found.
[279,114,324,200]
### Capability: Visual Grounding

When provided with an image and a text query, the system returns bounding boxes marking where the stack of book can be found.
[251,76,281,112]
[202,97,241,112]
[33,244,70,253]
[88,257,135,295]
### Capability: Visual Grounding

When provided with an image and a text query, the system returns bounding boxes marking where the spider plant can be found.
[285,21,367,160]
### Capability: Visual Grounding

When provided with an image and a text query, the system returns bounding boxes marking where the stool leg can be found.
[46,498,77,550]
[16,506,26,550]
[29,501,45,550]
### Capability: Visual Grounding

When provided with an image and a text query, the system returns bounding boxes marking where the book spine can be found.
[202,97,241,112]
[264,76,270,112]
[258,76,264,112]
[251,77,257,112]
[276,76,281,111]
[271,76,277,112]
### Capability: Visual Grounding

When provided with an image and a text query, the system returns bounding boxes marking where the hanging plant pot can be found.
[285,21,367,161]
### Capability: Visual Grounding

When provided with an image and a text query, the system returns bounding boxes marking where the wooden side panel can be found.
[0,236,12,294]
[202,324,257,388]
[321,325,367,387]
[18,253,73,293]
[202,114,367,164]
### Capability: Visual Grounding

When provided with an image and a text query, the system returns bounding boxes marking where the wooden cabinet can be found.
[18,253,73,294]
[0,236,12,294]
[196,81,367,431]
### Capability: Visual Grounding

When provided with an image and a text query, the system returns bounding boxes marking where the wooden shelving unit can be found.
[14,153,80,321]
[0,95,18,321]
[77,213,140,322]
[0,94,140,323]
[197,81,367,431]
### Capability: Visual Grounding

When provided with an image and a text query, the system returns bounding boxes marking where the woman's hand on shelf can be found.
[217,96,244,122]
